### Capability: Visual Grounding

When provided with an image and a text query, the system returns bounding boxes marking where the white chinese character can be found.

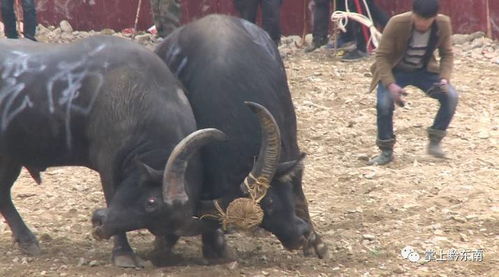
[472,249,484,262]
[436,249,447,262]
[424,249,436,262]
[447,249,460,261]
[460,249,473,261]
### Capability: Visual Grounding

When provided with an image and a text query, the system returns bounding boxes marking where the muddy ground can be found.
[0,33,498,276]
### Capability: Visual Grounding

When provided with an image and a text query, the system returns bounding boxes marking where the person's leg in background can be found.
[234,0,260,24]
[21,0,37,41]
[366,0,389,28]
[261,0,283,45]
[305,0,330,52]
[1,0,19,38]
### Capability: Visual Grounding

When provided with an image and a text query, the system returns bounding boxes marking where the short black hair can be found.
[412,0,439,18]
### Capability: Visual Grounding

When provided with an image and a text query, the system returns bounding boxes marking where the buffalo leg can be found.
[111,233,144,268]
[293,171,329,259]
[148,234,180,266]
[0,158,40,255]
[201,228,234,264]
[99,174,143,268]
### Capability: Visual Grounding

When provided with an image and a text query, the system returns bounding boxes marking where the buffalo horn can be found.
[163,128,226,205]
[244,101,281,186]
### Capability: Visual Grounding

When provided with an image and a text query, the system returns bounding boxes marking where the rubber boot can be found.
[368,138,395,165]
[427,128,447,158]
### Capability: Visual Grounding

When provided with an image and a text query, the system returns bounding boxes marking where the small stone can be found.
[40,271,47,276]
[364,171,376,179]
[465,215,478,221]
[134,34,150,43]
[89,260,99,267]
[450,215,467,223]
[39,233,53,242]
[362,234,376,240]
[357,153,370,161]
[226,261,238,270]
[59,20,73,33]
[478,131,490,139]
[460,233,468,242]
[393,266,405,274]
[77,257,85,266]
[100,28,115,35]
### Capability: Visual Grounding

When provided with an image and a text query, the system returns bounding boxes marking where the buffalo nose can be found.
[91,208,108,227]
[296,216,311,237]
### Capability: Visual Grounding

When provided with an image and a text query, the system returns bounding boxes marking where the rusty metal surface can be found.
[21,0,497,39]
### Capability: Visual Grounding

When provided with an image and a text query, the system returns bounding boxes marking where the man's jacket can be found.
[369,11,454,92]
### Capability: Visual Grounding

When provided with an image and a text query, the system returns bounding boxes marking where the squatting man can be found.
[368,0,458,165]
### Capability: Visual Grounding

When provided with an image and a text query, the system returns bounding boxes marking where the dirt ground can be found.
[0,36,498,276]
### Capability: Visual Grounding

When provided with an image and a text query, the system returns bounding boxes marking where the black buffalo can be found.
[155,15,328,258]
[0,36,226,267]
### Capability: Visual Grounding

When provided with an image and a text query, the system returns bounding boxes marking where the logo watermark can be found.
[401,246,484,263]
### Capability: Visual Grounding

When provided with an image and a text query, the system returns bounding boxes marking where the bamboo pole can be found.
[485,0,492,38]
[133,0,143,38]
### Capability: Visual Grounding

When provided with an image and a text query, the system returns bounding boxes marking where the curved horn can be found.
[244,101,281,184]
[163,128,226,205]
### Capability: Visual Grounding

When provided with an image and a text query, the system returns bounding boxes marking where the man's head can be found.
[412,0,439,32]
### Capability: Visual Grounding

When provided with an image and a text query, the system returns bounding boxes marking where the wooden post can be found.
[15,0,22,36]
[133,0,143,37]
[486,0,492,38]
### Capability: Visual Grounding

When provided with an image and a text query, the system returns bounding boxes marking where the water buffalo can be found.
[0,36,225,267]
[155,14,328,259]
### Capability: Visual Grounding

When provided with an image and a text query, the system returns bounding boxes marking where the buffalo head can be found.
[203,102,310,251]
[91,128,226,240]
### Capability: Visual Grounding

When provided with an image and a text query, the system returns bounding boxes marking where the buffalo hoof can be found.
[202,252,235,265]
[18,239,41,256]
[202,243,235,265]
[303,231,329,259]
[148,249,183,267]
[202,229,235,264]
[112,251,144,268]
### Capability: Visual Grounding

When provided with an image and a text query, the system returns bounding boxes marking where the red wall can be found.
[24,0,497,39]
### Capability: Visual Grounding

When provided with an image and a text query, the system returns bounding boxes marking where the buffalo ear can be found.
[135,159,163,184]
[275,153,306,183]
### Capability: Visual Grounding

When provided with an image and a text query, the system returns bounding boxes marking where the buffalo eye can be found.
[145,197,158,213]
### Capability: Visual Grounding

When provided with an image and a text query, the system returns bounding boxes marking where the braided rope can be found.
[201,173,270,230]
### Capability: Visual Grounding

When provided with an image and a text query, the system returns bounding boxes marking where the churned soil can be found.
[0,33,497,276]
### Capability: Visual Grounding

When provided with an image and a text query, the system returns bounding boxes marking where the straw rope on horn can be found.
[202,173,270,231]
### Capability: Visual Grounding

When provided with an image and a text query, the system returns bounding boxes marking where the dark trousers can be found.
[1,0,37,39]
[234,0,283,44]
[376,69,458,140]
[311,0,331,45]
[351,0,388,52]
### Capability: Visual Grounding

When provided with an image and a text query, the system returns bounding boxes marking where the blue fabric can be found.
[376,69,459,140]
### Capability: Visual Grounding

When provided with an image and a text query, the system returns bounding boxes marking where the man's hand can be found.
[427,79,449,96]
[387,83,408,107]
